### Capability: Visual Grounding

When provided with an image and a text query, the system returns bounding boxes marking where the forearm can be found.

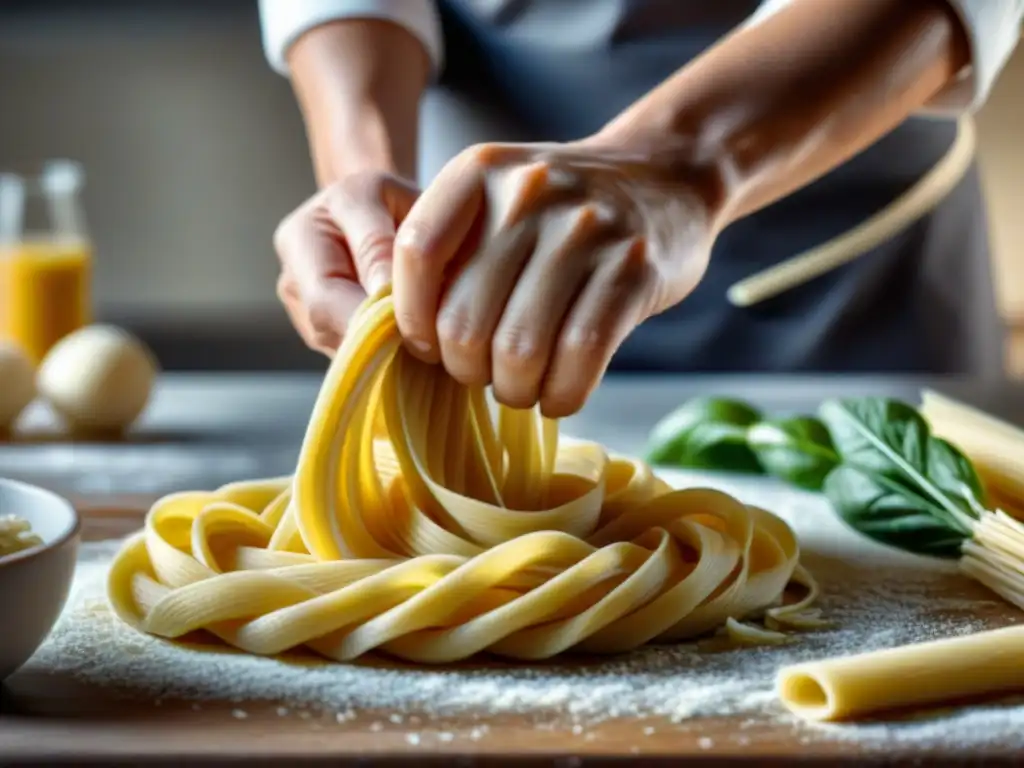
[287,19,430,186]
[596,0,971,227]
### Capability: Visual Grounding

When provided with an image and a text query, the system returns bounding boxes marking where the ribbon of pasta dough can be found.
[107,291,818,663]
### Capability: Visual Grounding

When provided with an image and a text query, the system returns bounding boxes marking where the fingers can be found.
[274,199,367,354]
[389,144,662,418]
[489,204,618,409]
[394,151,588,372]
[392,147,494,361]
[540,238,655,419]
[323,175,419,296]
[276,272,365,357]
[432,157,570,384]
[435,220,537,386]
[274,173,420,357]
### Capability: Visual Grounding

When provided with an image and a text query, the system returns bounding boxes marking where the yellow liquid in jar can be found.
[0,238,92,364]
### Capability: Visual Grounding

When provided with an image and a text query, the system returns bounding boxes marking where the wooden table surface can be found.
[0,497,1020,768]
[3,376,1024,766]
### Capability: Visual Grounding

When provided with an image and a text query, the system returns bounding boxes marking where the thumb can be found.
[324,176,418,297]
[274,199,366,352]
[302,278,368,353]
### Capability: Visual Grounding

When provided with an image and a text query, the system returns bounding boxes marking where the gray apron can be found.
[417,0,1004,375]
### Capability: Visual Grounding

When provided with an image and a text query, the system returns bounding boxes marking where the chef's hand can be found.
[273,172,419,355]
[391,139,724,417]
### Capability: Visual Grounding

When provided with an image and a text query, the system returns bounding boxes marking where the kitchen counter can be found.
[3,373,1024,767]
[0,372,1019,498]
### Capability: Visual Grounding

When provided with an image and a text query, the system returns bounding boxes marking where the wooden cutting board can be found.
[1,499,1022,767]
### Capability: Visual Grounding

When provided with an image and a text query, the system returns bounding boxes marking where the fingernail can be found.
[366,264,391,296]
[408,338,433,356]
[394,224,418,251]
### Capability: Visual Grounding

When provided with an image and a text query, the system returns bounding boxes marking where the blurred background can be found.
[0,0,1021,374]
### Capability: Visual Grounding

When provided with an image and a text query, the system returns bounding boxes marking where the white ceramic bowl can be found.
[0,479,80,681]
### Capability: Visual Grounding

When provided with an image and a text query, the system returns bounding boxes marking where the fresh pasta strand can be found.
[106,290,819,663]
[777,624,1024,722]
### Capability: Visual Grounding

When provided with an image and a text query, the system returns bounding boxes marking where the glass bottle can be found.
[0,161,93,364]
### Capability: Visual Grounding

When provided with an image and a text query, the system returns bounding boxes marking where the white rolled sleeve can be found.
[258,0,444,78]
[750,0,1023,114]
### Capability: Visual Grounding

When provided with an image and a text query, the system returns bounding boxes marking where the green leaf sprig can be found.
[818,398,982,558]
[645,397,840,491]
[645,395,987,559]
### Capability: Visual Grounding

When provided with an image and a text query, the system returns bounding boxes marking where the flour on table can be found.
[17,470,1024,750]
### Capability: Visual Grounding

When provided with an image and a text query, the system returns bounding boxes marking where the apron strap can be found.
[727,115,977,307]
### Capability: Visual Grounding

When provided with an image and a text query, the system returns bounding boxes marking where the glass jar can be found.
[0,161,93,364]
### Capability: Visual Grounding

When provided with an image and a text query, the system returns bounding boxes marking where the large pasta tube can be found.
[777,624,1024,722]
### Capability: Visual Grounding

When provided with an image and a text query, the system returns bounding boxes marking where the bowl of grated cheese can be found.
[0,478,80,681]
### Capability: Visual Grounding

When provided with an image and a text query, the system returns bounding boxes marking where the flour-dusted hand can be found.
[274,172,420,356]
[391,139,724,417]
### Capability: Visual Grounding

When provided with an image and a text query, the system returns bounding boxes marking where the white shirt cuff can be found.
[931,0,1023,113]
[258,0,444,79]
[750,0,1023,114]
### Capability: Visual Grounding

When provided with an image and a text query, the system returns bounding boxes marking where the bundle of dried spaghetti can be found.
[922,390,1024,610]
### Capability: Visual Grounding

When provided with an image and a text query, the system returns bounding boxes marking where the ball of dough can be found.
[37,325,158,433]
[0,342,36,430]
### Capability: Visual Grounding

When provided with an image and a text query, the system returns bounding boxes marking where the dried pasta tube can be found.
[776,624,1024,722]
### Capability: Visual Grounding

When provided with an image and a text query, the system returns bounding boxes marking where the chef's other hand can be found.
[391,139,724,417]
[273,172,419,356]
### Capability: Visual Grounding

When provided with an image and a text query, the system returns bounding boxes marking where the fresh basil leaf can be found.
[823,465,969,559]
[818,397,980,534]
[818,398,925,475]
[927,437,987,508]
[747,416,839,491]
[683,421,764,473]
[645,397,762,472]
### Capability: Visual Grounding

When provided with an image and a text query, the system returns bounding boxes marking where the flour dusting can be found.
[14,470,1024,750]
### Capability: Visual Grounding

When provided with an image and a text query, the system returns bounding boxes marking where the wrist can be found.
[310,102,418,186]
[589,0,970,228]
[585,112,736,234]
[288,19,428,188]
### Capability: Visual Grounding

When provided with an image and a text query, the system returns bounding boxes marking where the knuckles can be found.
[308,327,342,353]
[274,148,661,415]
[436,308,488,356]
[491,325,541,372]
[461,142,514,171]
[349,231,396,271]
[558,203,624,254]
[305,297,344,351]
[435,308,491,386]
[606,237,658,301]
[560,323,613,360]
